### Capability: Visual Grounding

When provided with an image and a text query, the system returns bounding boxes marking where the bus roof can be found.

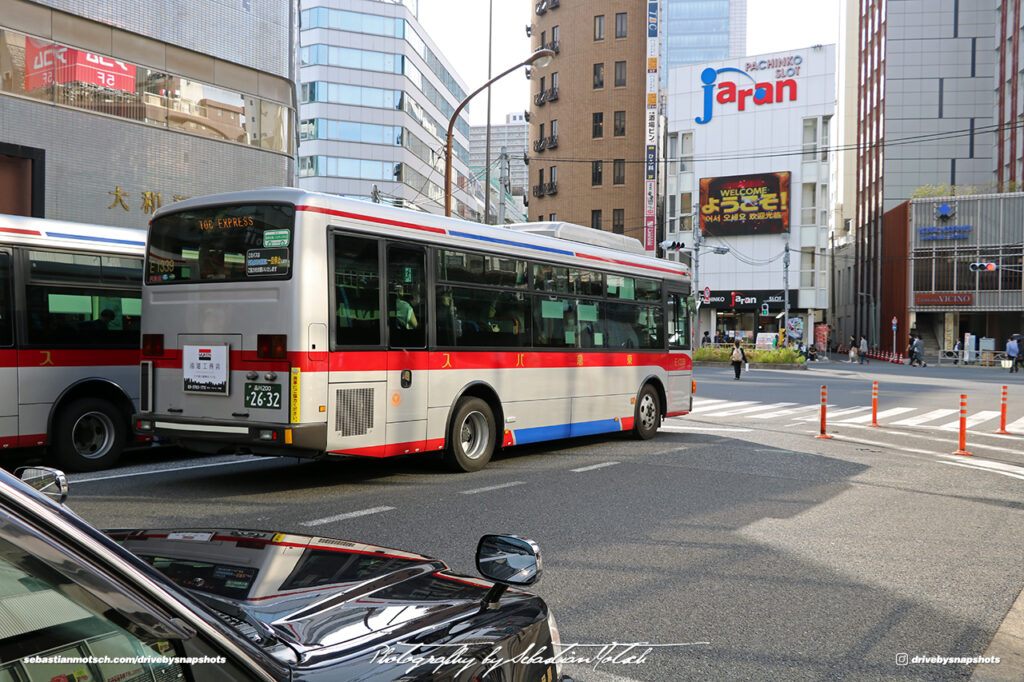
[153,187,692,281]
[0,213,146,255]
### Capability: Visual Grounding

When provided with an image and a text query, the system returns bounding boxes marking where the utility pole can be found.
[497,146,509,226]
[783,242,790,346]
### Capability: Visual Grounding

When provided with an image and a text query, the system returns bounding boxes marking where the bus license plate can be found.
[244,383,282,410]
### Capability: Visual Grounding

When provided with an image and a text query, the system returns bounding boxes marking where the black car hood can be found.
[106,529,497,655]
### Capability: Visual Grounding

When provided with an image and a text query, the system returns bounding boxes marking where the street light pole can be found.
[444,49,554,218]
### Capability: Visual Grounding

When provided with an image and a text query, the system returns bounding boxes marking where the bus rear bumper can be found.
[133,414,326,456]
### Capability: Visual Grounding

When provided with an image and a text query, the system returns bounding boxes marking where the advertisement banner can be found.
[699,172,791,236]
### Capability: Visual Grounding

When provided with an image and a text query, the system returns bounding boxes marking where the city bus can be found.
[0,213,144,471]
[135,188,694,471]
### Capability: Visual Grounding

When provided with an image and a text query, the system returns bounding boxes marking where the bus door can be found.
[385,244,428,453]
[666,288,693,414]
[0,250,16,439]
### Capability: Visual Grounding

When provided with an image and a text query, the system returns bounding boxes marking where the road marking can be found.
[747,405,823,420]
[661,425,752,433]
[891,409,958,426]
[838,407,915,423]
[941,460,1024,482]
[571,461,621,472]
[714,402,797,417]
[72,457,269,483]
[459,481,525,495]
[795,406,871,421]
[300,506,395,527]
[938,410,1002,431]
[688,400,756,414]
[1005,416,1024,433]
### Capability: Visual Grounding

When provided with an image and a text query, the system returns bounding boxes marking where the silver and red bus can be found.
[135,188,693,471]
[0,213,143,471]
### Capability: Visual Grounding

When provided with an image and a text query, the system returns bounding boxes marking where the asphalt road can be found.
[25,363,1024,680]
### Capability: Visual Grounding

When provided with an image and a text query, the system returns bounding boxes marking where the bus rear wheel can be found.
[444,397,495,473]
[50,398,127,472]
[632,384,661,440]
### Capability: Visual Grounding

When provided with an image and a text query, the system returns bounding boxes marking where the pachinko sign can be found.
[694,54,802,125]
[24,39,137,93]
[699,172,790,236]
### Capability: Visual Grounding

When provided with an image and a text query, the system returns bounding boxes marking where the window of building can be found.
[593,112,604,139]
[802,118,818,161]
[820,115,831,161]
[594,15,605,40]
[614,61,626,87]
[592,161,603,186]
[680,132,693,173]
[549,213,557,221]
[801,183,817,225]
[613,159,625,185]
[614,111,626,136]
[551,119,559,138]
[552,25,559,46]
[549,166,557,186]
[591,210,602,230]
[552,72,559,91]
[615,12,627,38]
[613,209,624,234]
[593,63,605,89]
[538,168,545,188]
[538,123,545,141]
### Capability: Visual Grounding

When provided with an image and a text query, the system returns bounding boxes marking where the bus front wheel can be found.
[51,398,127,472]
[632,384,661,440]
[444,397,495,473]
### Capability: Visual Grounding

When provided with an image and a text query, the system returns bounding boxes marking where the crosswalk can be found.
[680,398,1024,434]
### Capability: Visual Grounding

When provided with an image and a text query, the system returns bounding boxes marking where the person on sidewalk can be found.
[859,335,868,364]
[913,335,927,367]
[1007,336,1020,374]
[730,340,748,380]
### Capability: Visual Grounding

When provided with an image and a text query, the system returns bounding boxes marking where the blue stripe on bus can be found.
[448,230,575,256]
[513,418,622,445]
[46,231,146,247]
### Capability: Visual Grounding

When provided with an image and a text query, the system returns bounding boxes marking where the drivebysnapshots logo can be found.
[372,640,709,676]
[895,653,1000,667]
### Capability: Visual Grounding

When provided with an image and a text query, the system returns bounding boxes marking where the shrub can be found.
[692,345,804,364]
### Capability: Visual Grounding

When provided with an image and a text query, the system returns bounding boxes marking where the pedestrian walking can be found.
[907,335,920,367]
[913,335,927,367]
[730,340,748,380]
[701,331,712,347]
[953,339,961,365]
[858,335,868,364]
[1007,336,1020,374]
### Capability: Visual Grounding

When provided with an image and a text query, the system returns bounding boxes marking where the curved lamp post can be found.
[445,48,555,217]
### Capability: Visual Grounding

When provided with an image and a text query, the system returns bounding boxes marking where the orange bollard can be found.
[870,381,880,427]
[816,385,833,439]
[953,394,972,456]
[997,386,1011,434]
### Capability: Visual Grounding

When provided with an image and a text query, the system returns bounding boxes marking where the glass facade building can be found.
[298,0,478,218]
[660,0,747,86]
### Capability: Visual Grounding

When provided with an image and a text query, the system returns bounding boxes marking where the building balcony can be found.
[545,134,558,149]
[543,39,560,54]
[544,181,558,195]
[532,184,544,197]
[533,138,548,152]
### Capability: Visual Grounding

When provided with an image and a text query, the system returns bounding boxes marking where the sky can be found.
[416,0,842,127]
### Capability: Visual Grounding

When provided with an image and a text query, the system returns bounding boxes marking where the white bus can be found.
[0,214,144,471]
[135,188,694,471]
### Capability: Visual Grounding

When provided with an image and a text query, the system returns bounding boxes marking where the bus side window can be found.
[0,253,11,346]
[333,236,381,347]
[386,246,426,349]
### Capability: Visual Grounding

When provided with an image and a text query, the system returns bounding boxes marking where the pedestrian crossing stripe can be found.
[685,398,1024,433]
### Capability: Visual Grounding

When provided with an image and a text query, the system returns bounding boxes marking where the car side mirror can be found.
[15,466,68,504]
[476,534,542,609]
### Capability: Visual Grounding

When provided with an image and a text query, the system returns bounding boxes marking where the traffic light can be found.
[760,303,769,316]
[660,240,686,251]
[969,262,999,272]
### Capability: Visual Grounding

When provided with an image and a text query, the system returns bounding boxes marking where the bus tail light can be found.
[257,334,287,360]
[142,334,164,357]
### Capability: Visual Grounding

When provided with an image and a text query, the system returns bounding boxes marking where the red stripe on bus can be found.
[620,417,634,431]
[574,251,689,276]
[296,204,447,235]
[0,434,47,449]
[332,437,446,458]
[665,410,690,417]
[0,226,42,236]
[0,349,140,368]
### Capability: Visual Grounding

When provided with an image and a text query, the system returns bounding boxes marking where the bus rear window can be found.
[146,204,295,284]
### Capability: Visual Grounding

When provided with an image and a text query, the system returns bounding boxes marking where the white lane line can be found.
[72,457,270,483]
[460,481,525,495]
[941,461,1024,482]
[795,406,871,422]
[747,405,822,420]
[891,409,958,426]
[662,425,752,433]
[838,407,915,424]
[715,402,797,417]
[688,400,756,415]
[301,506,395,527]
[691,398,729,407]
[571,461,621,472]
[938,410,1002,431]
[1004,416,1024,433]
